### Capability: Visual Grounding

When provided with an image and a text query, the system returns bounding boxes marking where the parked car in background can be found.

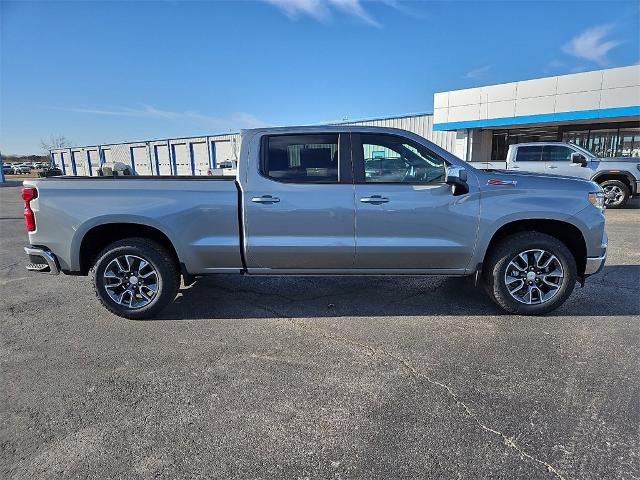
[474,142,640,208]
[12,164,32,174]
[22,126,607,319]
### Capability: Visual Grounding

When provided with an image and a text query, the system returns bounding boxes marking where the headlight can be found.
[588,191,605,211]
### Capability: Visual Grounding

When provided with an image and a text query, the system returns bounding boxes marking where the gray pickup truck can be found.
[475,142,640,208]
[22,126,607,318]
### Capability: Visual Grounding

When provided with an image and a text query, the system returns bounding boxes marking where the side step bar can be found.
[24,247,60,275]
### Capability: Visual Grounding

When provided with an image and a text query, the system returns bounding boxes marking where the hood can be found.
[477,168,599,192]
[596,156,639,163]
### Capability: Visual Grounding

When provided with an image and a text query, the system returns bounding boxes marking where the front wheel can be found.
[91,238,180,319]
[599,179,630,208]
[483,232,577,315]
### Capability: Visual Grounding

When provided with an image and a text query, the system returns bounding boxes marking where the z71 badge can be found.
[487,179,518,187]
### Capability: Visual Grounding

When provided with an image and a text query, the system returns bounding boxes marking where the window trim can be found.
[259,133,351,184]
[351,132,448,185]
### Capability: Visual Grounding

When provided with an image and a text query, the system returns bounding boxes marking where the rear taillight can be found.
[21,187,37,232]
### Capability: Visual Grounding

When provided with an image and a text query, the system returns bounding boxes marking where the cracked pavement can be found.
[1,182,639,479]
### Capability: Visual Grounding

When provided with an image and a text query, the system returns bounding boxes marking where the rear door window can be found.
[263,134,339,183]
[515,146,544,162]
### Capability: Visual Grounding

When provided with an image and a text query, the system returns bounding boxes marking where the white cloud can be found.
[264,0,331,22]
[464,65,491,79]
[328,0,379,26]
[563,25,621,65]
[45,105,269,131]
[265,0,381,26]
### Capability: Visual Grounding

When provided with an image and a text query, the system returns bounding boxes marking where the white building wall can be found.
[434,65,640,126]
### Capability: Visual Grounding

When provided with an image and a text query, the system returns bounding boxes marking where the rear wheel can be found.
[599,179,629,208]
[483,232,577,315]
[91,238,179,319]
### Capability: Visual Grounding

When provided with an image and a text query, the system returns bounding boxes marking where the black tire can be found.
[482,232,577,315]
[599,179,630,209]
[91,238,180,320]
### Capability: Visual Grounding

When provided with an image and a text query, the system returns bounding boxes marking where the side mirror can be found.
[571,152,587,167]
[445,166,469,195]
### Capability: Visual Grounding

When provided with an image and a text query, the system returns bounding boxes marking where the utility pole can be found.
[0,152,5,185]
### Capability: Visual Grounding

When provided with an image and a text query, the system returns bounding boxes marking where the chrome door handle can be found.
[360,195,389,205]
[548,165,558,169]
[251,195,280,204]
[510,165,520,169]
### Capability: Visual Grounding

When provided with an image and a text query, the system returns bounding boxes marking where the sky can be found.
[1,0,639,155]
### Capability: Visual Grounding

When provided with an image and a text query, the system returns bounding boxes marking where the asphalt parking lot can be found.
[1,181,638,479]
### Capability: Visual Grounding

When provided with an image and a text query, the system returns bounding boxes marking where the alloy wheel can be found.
[504,249,564,305]
[103,255,159,309]
[602,185,624,207]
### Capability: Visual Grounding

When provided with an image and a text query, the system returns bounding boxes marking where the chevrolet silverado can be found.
[23,126,607,318]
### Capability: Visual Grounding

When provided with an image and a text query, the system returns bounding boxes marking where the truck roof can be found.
[240,125,416,136]
[510,142,573,147]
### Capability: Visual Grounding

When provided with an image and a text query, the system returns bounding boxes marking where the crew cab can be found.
[22,126,608,319]
[475,142,640,208]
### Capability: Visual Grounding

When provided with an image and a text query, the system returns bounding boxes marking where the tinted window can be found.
[515,146,543,162]
[543,145,574,162]
[265,134,338,183]
[360,134,445,184]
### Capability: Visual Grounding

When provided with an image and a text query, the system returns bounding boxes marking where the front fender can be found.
[591,170,638,194]
[468,185,594,272]
[470,210,574,273]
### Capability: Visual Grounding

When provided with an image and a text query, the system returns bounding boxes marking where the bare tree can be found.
[40,134,72,153]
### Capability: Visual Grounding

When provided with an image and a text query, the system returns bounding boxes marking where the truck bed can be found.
[47,175,236,180]
[24,176,244,274]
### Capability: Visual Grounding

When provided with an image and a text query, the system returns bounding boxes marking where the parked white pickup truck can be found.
[474,142,640,208]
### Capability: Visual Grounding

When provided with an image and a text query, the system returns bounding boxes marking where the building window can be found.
[491,127,559,160]
[587,129,618,157]
[490,122,640,161]
[491,131,508,161]
[562,123,640,158]
[562,130,590,150]
[617,127,640,157]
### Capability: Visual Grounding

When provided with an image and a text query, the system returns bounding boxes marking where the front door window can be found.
[359,134,445,184]
[542,145,574,162]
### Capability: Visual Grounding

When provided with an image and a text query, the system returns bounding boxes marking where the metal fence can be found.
[51,113,458,176]
[50,133,240,176]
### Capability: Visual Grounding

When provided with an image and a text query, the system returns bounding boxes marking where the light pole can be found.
[0,152,5,184]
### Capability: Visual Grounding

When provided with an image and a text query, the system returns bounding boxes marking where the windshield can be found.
[569,143,597,159]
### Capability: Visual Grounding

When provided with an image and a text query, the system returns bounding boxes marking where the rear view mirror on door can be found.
[445,166,469,195]
[571,152,587,167]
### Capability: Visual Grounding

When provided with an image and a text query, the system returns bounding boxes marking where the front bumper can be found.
[584,253,606,276]
[25,246,60,275]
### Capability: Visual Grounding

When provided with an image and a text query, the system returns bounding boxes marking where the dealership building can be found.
[431,64,640,163]
[50,65,639,176]
[346,64,640,165]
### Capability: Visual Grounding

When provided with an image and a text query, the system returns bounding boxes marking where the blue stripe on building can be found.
[433,106,640,131]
